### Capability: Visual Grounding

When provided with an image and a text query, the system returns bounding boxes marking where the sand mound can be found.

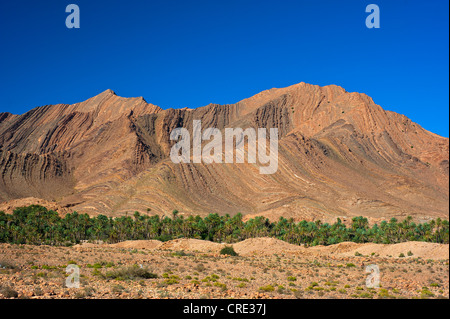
[233,237,305,256]
[109,240,163,250]
[158,238,225,253]
[343,242,449,259]
[73,238,448,260]
[309,241,362,255]
[309,241,449,260]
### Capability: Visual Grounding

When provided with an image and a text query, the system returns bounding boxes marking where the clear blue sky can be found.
[0,0,448,137]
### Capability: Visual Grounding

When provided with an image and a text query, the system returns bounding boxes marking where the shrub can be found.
[0,260,17,270]
[407,251,414,256]
[172,250,191,257]
[111,284,125,294]
[105,265,157,280]
[0,285,18,298]
[165,278,180,285]
[325,281,338,286]
[287,276,297,282]
[220,246,238,256]
[210,274,220,280]
[420,288,435,299]
[378,288,394,299]
[194,263,206,272]
[293,290,303,299]
[259,285,275,292]
[232,277,249,282]
[277,285,287,294]
[214,282,227,291]
[92,269,102,276]
[33,287,43,296]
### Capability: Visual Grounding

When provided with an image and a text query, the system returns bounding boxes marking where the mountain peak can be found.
[98,89,116,96]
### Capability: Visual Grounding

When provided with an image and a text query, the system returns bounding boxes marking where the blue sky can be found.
[0,0,448,137]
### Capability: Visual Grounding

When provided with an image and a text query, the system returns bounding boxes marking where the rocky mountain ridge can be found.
[0,82,448,222]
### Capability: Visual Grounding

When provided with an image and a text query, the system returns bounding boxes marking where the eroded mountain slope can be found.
[0,83,448,222]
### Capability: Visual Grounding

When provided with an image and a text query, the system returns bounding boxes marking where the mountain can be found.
[0,83,448,223]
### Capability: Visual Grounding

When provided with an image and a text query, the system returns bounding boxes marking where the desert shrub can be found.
[232,277,249,282]
[33,287,44,296]
[111,284,125,294]
[214,282,227,291]
[259,285,275,292]
[0,285,18,298]
[293,289,303,299]
[419,287,435,299]
[172,250,192,257]
[194,263,206,272]
[378,288,395,299]
[0,260,16,269]
[325,281,338,286]
[164,278,180,285]
[277,286,285,294]
[105,265,157,280]
[287,276,297,282]
[220,246,238,256]
[210,273,220,280]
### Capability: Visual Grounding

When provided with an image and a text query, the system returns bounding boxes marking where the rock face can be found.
[0,83,448,222]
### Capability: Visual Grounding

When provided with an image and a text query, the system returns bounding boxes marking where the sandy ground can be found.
[0,238,448,299]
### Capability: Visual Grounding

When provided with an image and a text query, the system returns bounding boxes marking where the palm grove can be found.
[0,205,448,246]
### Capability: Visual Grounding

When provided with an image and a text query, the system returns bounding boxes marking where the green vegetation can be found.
[259,285,275,292]
[104,265,157,280]
[220,246,238,256]
[0,205,448,246]
[419,287,435,299]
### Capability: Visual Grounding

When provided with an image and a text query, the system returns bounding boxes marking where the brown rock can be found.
[0,83,447,221]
